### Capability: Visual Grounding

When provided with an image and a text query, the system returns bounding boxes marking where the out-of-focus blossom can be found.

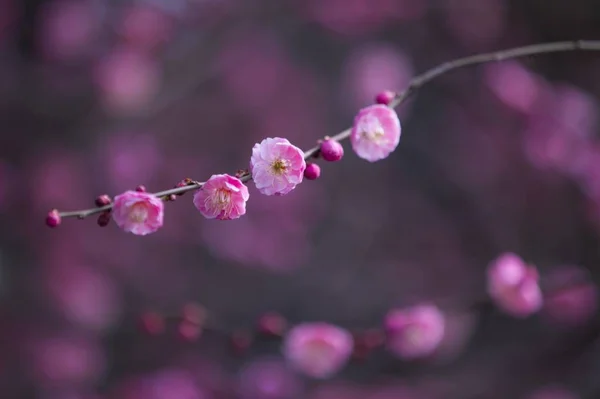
[218,31,291,112]
[523,85,597,175]
[303,0,426,36]
[118,5,173,51]
[112,190,164,235]
[99,133,162,191]
[94,47,160,114]
[30,335,106,386]
[384,304,445,360]
[487,253,542,318]
[38,1,99,61]
[542,265,598,326]
[443,0,506,48]
[527,385,579,399]
[117,369,207,399]
[237,358,302,399]
[350,104,401,162]
[193,174,249,220]
[46,263,121,332]
[341,44,412,110]
[485,61,541,113]
[283,323,353,379]
[250,138,306,196]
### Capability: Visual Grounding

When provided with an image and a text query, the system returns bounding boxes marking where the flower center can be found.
[362,128,385,142]
[129,202,148,223]
[212,188,231,207]
[404,325,423,346]
[271,159,288,175]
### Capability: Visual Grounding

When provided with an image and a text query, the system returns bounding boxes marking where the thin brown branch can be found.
[53,40,600,220]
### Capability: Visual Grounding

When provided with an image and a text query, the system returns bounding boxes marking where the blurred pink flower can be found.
[112,190,164,235]
[384,304,445,360]
[99,133,162,191]
[237,358,302,399]
[350,104,401,162]
[542,266,598,326]
[341,44,413,110]
[118,369,208,399]
[443,0,506,49]
[94,47,160,113]
[283,323,353,379]
[30,335,106,386]
[523,85,597,175]
[487,253,542,318]
[38,1,99,61]
[46,263,121,332]
[217,31,292,112]
[250,138,306,196]
[118,5,173,51]
[485,61,541,113]
[304,0,425,36]
[193,174,249,220]
[527,385,579,399]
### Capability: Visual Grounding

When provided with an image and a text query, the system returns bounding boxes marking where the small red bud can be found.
[135,185,146,192]
[257,312,287,337]
[97,211,111,227]
[304,163,321,180]
[94,194,111,207]
[320,139,344,162]
[230,330,252,355]
[375,90,395,105]
[181,303,207,326]
[139,311,165,335]
[178,320,202,342]
[46,209,61,228]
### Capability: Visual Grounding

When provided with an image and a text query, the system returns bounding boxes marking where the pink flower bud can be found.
[283,322,353,379]
[231,330,253,355]
[139,311,165,335]
[375,90,395,105]
[319,139,344,162]
[384,304,445,360]
[112,190,164,235]
[193,174,249,220]
[94,194,112,207]
[257,312,287,337]
[46,209,61,228]
[487,253,542,318]
[250,137,306,196]
[97,211,111,227]
[350,104,401,162]
[304,163,321,180]
[135,185,146,192]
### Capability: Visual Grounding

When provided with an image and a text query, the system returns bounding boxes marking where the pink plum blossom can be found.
[350,104,401,162]
[250,137,306,196]
[193,174,249,220]
[384,304,445,359]
[283,322,353,379]
[112,190,164,235]
[487,252,543,318]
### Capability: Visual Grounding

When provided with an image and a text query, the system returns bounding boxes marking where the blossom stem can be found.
[54,40,600,220]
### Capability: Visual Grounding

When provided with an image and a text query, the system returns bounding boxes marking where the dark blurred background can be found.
[3,0,600,398]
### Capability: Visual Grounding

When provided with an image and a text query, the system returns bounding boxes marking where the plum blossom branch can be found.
[48,39,600,224]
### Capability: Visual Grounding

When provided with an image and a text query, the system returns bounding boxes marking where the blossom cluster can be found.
[265,252,572,379]
[136,250,563,381]
[46,99,402,234]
